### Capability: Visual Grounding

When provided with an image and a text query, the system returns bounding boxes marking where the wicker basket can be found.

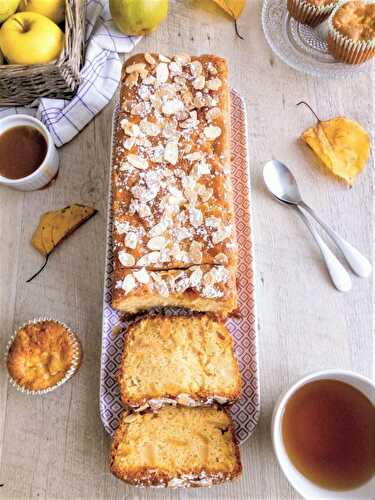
[0,0,86,106]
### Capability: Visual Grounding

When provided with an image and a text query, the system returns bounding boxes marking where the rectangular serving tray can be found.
[100,89,259,445]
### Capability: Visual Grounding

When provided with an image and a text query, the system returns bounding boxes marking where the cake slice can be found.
[112,265,237,317]
[110,405,242,487]
[118,315,241,410]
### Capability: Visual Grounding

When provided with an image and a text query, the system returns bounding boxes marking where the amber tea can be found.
[282,379,375,491]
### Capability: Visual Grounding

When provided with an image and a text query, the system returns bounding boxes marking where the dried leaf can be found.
[301,117,370,185]
[211,0,246,18]
[28,204,97,282]
[299,103,370,186]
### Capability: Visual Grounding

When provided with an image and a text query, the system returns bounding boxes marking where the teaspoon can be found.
[263,160,371,279]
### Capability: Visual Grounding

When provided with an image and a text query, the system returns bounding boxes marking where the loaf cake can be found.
[118,315,242,410]
[111,53,238,316]
[112,265,237,315]
[110,405,242,487]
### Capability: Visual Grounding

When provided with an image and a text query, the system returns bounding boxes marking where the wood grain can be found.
[0,1,373,499]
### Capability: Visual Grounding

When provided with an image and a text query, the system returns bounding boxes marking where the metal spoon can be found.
[263,161,351,292]
[263,160,371,279]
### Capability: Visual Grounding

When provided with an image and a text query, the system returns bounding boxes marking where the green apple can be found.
[19,0,65,24]
[0,12,64,64]
[0,0,20,23]
[110,0,168,36]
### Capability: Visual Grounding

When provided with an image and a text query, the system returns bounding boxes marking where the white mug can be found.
[272,369,375,499]
[0,114,59,191]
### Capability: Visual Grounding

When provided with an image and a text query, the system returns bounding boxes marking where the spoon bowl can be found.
[263,160,303,205]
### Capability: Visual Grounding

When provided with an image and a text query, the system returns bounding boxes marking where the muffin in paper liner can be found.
[287,0,338,26]
[5,318,82,395]
[327,0,375,63]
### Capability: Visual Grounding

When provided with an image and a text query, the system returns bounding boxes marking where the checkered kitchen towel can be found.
[0,0,141,147]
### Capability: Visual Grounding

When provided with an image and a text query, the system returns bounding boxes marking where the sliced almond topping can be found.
[204,125,222,140]
[184,151,203,162]
[189,208,203,228]
[214,253,228,265]
[147,236,166,250]
[212,225,232,244]
[142,75,156,85]
[206,78,222,91]
[122,274,137,294]
[120,119,140,137]
[164,141,179,165]
[149,219,169,237]
[156,62,169,83]
[127,154,148,170]
[162,98,184,116]
[144,53,156,65]
[126,62,146,74]
[190,60,203,77]
[125,72,139,88]
[133,267,150,284]
[118,251,135,267]
[139,119,161,137]
[159,54,171,63]
[123,137,136,150]
[190,267,203,288]
[192,75,205,90]
[206,107,221,122]
[174,53,191,65]
[137,251,161,266]
[169,61,182,75]
[125,232,138,250]
[189,241,203,264]
[198,185,213,202]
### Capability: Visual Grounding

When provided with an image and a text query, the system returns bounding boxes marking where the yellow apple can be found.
[0,12,64,64]
[19,0,65,24]
[110,0,169,36]
[0,0,20,23]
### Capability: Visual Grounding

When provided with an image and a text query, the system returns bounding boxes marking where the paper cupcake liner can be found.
[287,0,337,27]
[5,317,82,395]
[327,0,375,64]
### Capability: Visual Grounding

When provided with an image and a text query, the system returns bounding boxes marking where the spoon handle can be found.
[300,201,372,278]
[295,207,352,292]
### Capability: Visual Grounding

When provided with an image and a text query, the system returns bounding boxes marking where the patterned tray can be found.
[100,89,259,445]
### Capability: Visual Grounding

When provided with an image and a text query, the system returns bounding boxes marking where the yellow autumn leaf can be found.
[211,0,246,18]
[301,117,370,186]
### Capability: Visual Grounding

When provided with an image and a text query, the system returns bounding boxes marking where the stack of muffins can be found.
[287,0,375,64]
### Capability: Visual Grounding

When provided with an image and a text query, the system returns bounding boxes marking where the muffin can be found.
[6,319,81,394]
[287,0,338,27]
[327,0,375,63]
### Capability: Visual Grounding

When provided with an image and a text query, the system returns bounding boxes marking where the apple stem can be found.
[297,101,321,122]
[13,17,26,32]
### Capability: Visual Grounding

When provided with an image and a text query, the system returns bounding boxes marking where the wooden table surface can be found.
[0,1,373,499]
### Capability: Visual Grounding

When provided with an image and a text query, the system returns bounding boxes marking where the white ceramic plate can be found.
[261,0,374,77]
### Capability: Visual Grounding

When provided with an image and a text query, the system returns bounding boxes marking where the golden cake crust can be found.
[7,320,75,391]
[112,53,237,270]
[332,1,375,41]
[110,406,242,487]
[118,315,242,409]
[111,53,238,317]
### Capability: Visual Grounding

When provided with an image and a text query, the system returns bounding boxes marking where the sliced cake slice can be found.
[110,405,242,487]
[118,315,242,410]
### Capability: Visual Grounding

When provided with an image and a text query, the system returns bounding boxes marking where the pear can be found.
[109,0,168,36]
[0,0,20,23]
